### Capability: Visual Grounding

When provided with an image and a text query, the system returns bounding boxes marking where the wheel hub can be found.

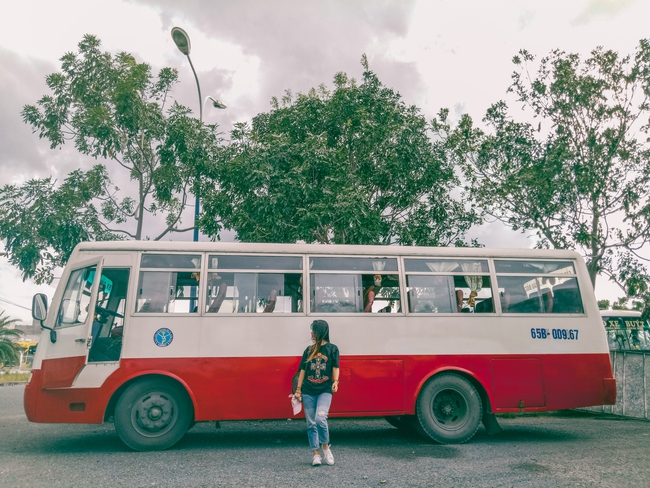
[148,406,163,421]
[441,402,454,415]
[133,393,176,434]
[432,390,467,426]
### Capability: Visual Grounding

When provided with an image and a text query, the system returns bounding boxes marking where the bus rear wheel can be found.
[415,373,482,444]
[115,378,193,451]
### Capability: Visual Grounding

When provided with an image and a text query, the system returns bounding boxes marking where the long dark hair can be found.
[307,320,330,361]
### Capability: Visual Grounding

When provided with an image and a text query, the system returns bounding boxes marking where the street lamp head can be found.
[207,96,227,109]
[171,27,191,56]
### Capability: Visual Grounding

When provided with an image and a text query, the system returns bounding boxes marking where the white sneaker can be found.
[312,454,322,466]
[323,448,334,465]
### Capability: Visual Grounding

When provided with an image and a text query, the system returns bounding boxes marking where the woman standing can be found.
[294,320,340,466]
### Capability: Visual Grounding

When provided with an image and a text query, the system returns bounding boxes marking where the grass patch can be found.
[0,372,30,383]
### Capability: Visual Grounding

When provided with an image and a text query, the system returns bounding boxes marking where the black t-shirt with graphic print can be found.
[299,342,340,396]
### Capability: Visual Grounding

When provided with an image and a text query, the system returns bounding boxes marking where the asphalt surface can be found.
[1,384,649,487]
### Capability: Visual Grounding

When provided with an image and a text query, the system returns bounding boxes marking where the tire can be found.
[415,373,482,444]
[115,378,193,451]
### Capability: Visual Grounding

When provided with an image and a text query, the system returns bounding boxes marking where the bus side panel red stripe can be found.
[24,353,614,424]
[41,356,87,389]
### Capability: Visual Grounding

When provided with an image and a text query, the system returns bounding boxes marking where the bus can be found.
[25,242,616,451]
[601,309,650,351]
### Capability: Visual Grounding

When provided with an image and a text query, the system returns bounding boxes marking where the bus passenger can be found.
[363,275,382,312]
[263,289,277,313]
[294,320,340,466]
[456,290,464,312]
[207,275,228,313]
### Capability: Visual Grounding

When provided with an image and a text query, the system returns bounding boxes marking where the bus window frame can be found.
[307,254,404,315]
[204,252,306,316]
[494,258,585,316]
[55,256,104,329]
[133,252,204,316]
[403,257,495,316]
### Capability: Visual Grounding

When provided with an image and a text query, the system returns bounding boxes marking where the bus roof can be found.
[600,310,642,317]
[73,241,583,260]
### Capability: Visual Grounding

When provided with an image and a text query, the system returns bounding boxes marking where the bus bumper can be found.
[24,369,105,424]
[23,369,41,422]
[603,378,617,405]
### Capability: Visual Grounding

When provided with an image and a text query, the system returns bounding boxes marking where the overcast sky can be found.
[1,0,649,321]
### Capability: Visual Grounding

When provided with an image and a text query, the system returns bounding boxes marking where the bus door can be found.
[87,267,131,363]
[41,257,103,389]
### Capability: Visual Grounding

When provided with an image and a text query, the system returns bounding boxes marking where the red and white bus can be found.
[25,242,616,450]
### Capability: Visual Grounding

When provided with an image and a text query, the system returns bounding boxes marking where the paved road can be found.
[1,384,649,487]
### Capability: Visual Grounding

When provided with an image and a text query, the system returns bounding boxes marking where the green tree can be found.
[0,35,219,283]
[0,311,22,366]
[441,40,650,289]
[199,56,476,246]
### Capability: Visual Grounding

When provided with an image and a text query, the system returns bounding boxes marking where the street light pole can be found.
[171,27,226,242]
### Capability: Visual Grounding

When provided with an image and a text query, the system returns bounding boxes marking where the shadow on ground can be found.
[2,415,592,455]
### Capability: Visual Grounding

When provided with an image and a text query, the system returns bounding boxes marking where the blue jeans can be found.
[302,393,332,451]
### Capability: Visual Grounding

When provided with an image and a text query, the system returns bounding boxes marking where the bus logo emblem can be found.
[153,328,173,347]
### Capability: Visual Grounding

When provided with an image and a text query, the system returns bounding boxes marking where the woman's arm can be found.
[364,290,375,312]
[295,370,306,401]
[332,367,340,393]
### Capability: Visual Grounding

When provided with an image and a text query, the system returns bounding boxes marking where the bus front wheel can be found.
[115,378,193,451]
[415,373,482,444]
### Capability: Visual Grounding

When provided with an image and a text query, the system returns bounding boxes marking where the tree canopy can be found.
[440,40,650,289]
[198,56,477,247]
[0,35,219,283]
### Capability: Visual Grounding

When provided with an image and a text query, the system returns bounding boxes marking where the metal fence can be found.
[582,350,650,420]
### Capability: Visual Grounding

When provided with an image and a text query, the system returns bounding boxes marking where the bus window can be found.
[494,260,576,275]
[208,254,302,270]
[206,272,302,314]
[136,271,200,313]
[57,266,96,327]
[495,260,584,314]
[407,275,455,313]
[405,258,493,314]
[311,274,362,313]
[407,275,493,313]
[309,273,400,313]
[310,257,398,272]
[404,259,489,274]
[206,254,303,314]
[309,257,399,314]
[362,274,401,313]
[140,254,201,269]
[497,275,584,314]
[454,275,494,313]
[136,254,202,314]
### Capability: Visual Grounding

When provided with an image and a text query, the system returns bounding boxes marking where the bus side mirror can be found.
[32,293,48,322]
[32,293,57,344]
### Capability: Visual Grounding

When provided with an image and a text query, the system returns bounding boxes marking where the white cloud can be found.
[0,245,57,323]
[0,0,167,64]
